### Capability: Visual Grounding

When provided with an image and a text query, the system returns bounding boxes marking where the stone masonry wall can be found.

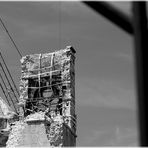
[6,46,76,147]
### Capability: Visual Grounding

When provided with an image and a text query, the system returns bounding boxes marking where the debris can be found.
[25,111,45,122]
[6,121,27,148]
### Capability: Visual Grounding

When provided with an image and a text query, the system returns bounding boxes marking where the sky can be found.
[0,1,138,146]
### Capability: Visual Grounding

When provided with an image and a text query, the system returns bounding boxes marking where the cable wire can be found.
[0,50,19,96]
[0,82,11,107]
[0,61,18,103]
[0,72,17,112]
[0,17,22,57]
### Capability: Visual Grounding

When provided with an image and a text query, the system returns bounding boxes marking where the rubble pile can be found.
[25,111,45,122]
[6,112,47,147]
[6,121,27,148]
[6,112,64,147]
[0,97,18,147]
[6,111,61,146]
[47,120,63,146]
[45,113,64,146]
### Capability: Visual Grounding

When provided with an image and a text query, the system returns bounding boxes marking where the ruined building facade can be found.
[6,46,76,147]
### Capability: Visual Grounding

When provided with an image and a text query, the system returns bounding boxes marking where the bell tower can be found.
[6,46,76,147]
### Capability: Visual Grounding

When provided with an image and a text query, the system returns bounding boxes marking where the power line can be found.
[0,50,19,96]
[0,17,22,57]
[0,82,11,107]
[0,72,17,112]
[0,61,18,103]
[0,68,17,108]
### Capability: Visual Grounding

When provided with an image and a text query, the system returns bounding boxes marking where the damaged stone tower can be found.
[6,46,76,147]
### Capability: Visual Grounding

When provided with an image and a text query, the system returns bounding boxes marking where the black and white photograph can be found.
[0,0,146,147]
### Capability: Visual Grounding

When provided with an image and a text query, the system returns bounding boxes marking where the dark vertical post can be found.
[133,2,148,146]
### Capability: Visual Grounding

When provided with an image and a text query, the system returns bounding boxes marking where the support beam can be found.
[132,2,148,146]
[83,1,133,34]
